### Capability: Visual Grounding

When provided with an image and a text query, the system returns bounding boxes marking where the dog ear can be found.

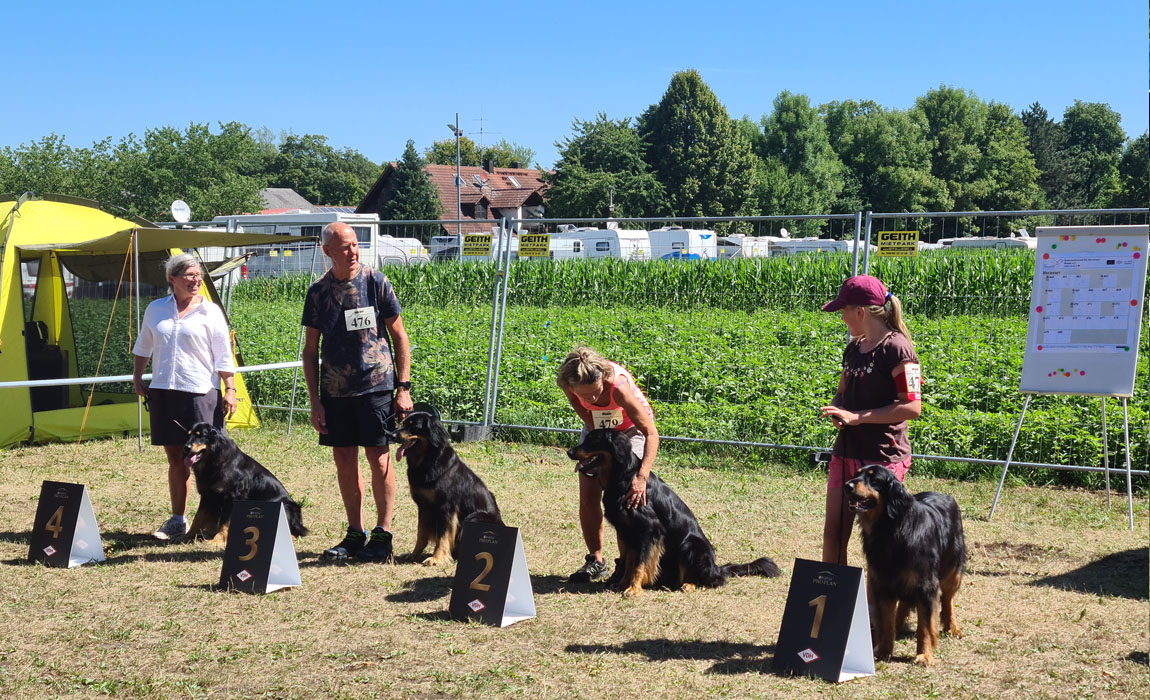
[610,431,633,474]
[881,470,912,521]
[427,415,449,451]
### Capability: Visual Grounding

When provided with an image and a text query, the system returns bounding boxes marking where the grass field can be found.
[0,423,1146,699]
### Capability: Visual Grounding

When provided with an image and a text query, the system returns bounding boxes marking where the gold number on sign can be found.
[45,506,64,539]
[469,551,494,591]
[808,595,828,639]
[238,526,260,562]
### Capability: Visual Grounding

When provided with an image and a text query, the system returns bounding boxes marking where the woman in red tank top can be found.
[557,347,659,583]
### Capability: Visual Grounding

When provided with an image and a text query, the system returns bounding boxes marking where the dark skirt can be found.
[147,388,225,446]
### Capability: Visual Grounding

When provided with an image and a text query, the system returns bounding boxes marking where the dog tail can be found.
[722,556,781,578]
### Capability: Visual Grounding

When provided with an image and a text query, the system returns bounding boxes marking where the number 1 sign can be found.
[449,521,535,627]
[772,559,873,682]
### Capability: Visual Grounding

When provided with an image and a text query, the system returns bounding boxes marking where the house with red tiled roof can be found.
[356,163,547,231]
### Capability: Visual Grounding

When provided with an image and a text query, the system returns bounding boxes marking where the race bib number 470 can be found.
[344,307,376,331]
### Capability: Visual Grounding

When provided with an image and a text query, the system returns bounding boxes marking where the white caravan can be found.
[717,235,772,259]
[768,237,850,256]
[553,227,651,260]
[648,227,717,260]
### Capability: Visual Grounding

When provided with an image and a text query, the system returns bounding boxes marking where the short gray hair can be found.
[321,223,340,246]
[164,253,200,281]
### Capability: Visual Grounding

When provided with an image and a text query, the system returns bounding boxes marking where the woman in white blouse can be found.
[132,253,237,542]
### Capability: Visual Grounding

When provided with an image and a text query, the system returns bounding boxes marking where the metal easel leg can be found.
[989,394,1032,520]
[1101,398,1110,508]
[1121,397,1133,531]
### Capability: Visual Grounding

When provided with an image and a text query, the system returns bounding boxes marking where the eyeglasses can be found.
[181,274,203,281]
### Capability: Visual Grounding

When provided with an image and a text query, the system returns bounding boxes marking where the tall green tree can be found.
[637,70,757,217]
[1020,102,1061,206]
[915,86,1040,212]
[425,135,482,167]
[480,139,536,169]
[0,134,119,203]
[750,91,844,231]
[821,100,946,213]
[1051,101,1126,208]
[1108,130,1149,208]
[543,113,667,218]
[265,133,379,206]
[380,140,443,222]
[113,122,266,221]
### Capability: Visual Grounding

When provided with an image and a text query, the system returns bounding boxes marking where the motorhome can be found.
[377,235,430,265]
[552,227,651,260]
[768,237,850,256]
[648,227,717,260]
[941,235,1037,251]
[717,235,772,259]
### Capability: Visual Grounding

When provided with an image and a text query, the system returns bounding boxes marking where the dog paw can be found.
[944,627,964,639]
[422,556,449,567]
[621,586,643,598]
[913,653,936,666]
[680,583,696,592]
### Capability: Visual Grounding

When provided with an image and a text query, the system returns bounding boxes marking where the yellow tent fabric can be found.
[0,193,313,448]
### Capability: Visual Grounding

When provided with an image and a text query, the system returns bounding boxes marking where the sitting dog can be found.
[391,411,503,566]
[181,422,308,543]
[567,429,780,597]
[845,464,966,665]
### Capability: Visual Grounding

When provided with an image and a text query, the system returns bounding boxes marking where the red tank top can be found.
[574,362,654,431]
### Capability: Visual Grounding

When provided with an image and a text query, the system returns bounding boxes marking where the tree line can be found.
[2,70,1145,225]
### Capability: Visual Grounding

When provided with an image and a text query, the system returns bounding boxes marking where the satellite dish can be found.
[170,199,191,224]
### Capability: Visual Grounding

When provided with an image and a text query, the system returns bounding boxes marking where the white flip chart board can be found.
[1020,225,1148,396]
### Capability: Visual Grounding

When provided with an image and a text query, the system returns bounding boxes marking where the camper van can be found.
[942,236,1037,251]
[377,235,430,265]
[717,235,772,259]
[553,227,651,260]
[648,227,717,260]
[768,237,850,256]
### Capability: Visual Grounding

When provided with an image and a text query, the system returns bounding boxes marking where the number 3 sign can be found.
[448,521,535,627]
[218,501,301,593]
[772,559,874,682]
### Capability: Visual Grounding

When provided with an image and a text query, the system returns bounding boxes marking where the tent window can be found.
[19,257,39,323]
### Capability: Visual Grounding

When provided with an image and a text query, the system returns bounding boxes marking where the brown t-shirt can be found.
[832,331,919,463]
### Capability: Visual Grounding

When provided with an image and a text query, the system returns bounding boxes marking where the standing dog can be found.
[182,422,309,543]
[845,465,966,665]
[391,411,503,566]
[567,429,780,597]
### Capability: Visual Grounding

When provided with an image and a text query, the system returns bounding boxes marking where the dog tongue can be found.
[183,452,201,469]
[395,443,407,461]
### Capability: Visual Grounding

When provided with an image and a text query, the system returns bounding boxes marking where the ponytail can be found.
[557,346,614,389]
[861,294,912,343]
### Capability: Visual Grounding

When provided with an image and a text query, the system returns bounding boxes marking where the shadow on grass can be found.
[4,530,230,566]
[566,639,777,675]
[1127,651,1149,666]
[386,575,454,603]
[1030,547,1149,600]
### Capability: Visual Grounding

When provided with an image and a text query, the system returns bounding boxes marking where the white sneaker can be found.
[153,517,189,542]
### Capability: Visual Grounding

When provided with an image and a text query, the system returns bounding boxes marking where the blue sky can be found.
[8,1,1147,169]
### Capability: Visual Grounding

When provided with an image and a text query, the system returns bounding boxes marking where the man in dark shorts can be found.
[302,222,414,562]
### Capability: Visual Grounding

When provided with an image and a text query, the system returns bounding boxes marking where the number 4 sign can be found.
[449,521,535,627]
[773,559,874,682]
[28,481,105,568]
[218,501,301,593]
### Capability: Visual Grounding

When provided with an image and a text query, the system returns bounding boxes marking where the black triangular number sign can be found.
[773,558,874,682]
[28,481,105,568]
[218,501,301,593]
[449,521,535,627]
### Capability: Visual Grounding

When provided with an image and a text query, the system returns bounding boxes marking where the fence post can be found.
[487,218,514,431]
[481,221,505,430]
[851,211,863,276]
[862,211,874,274]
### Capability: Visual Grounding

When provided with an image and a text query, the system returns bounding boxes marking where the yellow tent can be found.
[0,193,314,448]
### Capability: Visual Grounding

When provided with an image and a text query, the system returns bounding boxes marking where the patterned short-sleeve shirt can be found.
[302,265,402,398]
[832,331,920,464]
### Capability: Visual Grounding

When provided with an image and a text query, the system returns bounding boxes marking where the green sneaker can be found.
[356,527,394,563]
[569,554,610,583]
[321,528,367,560]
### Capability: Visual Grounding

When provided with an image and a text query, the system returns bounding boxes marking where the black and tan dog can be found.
[181,422,308,543]
[391,411,503,566]
[567,428,780,597]
[845,464,966,665]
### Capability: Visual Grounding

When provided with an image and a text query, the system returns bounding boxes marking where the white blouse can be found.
[132,295,236,394]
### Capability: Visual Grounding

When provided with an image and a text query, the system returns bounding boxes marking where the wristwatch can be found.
[395,381,412,391]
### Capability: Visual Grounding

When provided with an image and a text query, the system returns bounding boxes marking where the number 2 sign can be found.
[449,522,535,627]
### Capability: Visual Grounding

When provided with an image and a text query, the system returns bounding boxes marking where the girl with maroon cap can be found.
[819,275,922,565]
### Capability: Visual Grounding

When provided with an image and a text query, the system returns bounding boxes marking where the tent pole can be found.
[134,230,143,452]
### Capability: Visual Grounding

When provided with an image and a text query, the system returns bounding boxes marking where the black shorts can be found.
[319,391,393,448]
[148,388,225,446]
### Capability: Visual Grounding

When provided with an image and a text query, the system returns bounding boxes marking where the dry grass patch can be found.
[0,424,1145,699]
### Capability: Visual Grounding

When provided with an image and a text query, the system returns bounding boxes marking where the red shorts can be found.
[827,455,911,489]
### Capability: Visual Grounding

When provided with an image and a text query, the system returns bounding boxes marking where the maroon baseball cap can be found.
[822,275,889,312]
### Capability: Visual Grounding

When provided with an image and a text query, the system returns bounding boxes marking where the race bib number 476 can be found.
[344,307,376,331]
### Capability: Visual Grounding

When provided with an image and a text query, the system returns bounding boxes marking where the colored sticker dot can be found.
[1052,243,1058,249]
[1079,371,1085,376]
[1134,252,1141,259]
[1133,300,1139,306]
[1037,345,1044,351]
[1036,305,1043,312]
[1043,253,1050,259]
[1064,372,1071,377]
